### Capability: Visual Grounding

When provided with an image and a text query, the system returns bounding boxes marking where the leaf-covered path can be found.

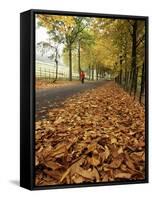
[36,80,108,120]
[35,82,145,186]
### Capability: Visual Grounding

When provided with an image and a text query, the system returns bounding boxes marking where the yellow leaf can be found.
[118,146,123,154]
[87,143,97,152]
[111,137,117,144]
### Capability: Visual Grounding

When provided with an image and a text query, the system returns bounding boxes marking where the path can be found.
[36,80,109,120]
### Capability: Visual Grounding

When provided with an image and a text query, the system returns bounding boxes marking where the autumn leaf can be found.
[44,160,63,170]
[101,145,110,162]
[115,172,132,179]
[35,82,145,185]
[87,156,101,166]
[109,158,123,169]
[111,137,117,144]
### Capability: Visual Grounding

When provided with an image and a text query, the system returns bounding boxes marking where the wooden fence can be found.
[36,67,80,81]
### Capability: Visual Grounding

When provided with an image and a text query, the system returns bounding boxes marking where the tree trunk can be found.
[96,65,98,80]
[124,68,127,88]
[119,69,122,84]
[78,40,81,80]
[55,49,58,80]
[52,48,58,83]
[69,45,72,81]
[130,21,137,95]
[134,66,139,98]
[89,65,91,80]
[92,66,94,80]
[140,62,145,103]
[52,61,58,83]
[125,67,130,91]
[99,67,101,79]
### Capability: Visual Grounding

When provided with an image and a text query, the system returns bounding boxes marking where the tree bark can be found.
[96,65,98,80]
[55,49,58,80]
[92,66,94,80]
[119,69,122,84]
[54,60,58,82]
[78,40,81,79]
[52,48,58,83]
[140,62,145,103]
[130,21,137,95]
[89,65,91,80]
[69,45,72,81]
[134,66,139,98]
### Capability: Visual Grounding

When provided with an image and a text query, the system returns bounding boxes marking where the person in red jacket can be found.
[80,71,85,84]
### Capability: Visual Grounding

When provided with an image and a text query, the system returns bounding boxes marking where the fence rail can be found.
[36,67,80,81]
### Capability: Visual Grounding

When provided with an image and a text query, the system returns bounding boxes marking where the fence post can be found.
[49,69,50,81]
[45,69,46,80]
[40,67,42,80]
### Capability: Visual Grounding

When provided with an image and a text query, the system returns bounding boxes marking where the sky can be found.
[36,17,65,64]
[36,18,49,43]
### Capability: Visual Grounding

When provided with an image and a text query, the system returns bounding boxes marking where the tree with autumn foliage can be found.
[37,14,90,81]
[36,14,146,102]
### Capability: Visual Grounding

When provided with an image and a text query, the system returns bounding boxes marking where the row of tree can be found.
[113,19,146,103]
[37,14,146,102]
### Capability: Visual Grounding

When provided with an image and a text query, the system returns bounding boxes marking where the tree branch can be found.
[136,34,145,48]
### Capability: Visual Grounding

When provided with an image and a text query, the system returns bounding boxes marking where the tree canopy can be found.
[36,14,145,98]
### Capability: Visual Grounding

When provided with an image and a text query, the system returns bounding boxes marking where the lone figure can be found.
[80,71,85,84]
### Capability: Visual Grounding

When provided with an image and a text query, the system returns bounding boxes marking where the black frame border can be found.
[20,9,149,190]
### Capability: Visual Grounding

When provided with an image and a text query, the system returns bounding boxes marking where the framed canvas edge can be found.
[20,9,149,190]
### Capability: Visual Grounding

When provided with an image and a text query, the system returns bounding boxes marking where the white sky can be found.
[36,18,49,43]
[36,17,64,53]
[35,18,66,67]
[36,27,49,43]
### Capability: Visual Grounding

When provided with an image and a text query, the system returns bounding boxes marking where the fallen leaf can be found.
[35,82,145,185]
[118,146,123,154]
[115,172,132,179]
[44,160,63,170]
[50,143,67,157]
[87,143,97,152]
[109,158,123,169]
[111,137,117,144]
[126,160,135,170]
[87,156,101,166]
[101,145,110,162]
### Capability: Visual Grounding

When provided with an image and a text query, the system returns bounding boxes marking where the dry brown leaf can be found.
[44,169,62,180]
[102,174,109,182]
[44,160,63,170]
[109,158,123,169]
[35,82,145,185]
[60,157,85,182]
[130,151,145,162]
[101,145,110,162]
[71,174,86,184]
[77,167,100,182]
[35,156,39,166]
[54,117,64,125]
[126,159,135,170]
[50,143,67,157]
[115,172,132,179]
[87,156,100,166]
[118,146,123,154]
